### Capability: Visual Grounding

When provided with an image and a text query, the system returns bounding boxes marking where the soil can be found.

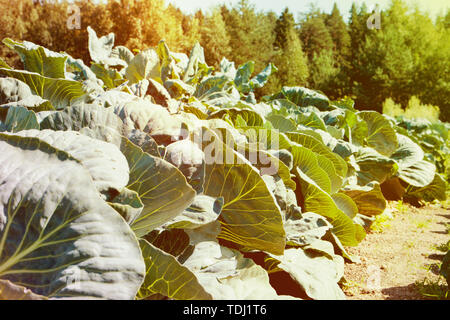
[342,201,450,300]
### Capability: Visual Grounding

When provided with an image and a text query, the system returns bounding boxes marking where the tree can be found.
[347,2,372,109]
[412,7,450,122]
[273,7,292,50]
[298,11,334,61]
[308,50,339,93]
[265,8,309,94]
[200,9,232,68]
[325,3,350,67]
[0,0,34,67]
[221,0,275,73]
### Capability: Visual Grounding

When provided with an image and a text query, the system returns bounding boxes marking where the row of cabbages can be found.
[0,27,447,300]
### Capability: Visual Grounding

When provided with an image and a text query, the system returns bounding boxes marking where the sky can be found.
[165,0,449,20]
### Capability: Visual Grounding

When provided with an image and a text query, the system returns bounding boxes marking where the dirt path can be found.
[342,201,450,300]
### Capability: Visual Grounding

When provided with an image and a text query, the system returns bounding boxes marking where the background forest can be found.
[1,0,449,121]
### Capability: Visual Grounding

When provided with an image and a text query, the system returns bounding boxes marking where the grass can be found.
[396,200,407,214]
[410,217,432,231]
[434,240,450,253]
[445,223,450,235]
[415,276,449,300]
[340,276,377,296]
[383,96,440,122]
[416,232,450,300]
[370,211,394,233]
[340,278,364,296]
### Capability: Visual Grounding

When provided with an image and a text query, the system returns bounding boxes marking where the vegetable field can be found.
[0,27,448,300]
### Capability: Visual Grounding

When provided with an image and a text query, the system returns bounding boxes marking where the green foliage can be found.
[265,8,309,94]
[298,12,334,61]
[0,0,448,121]
[0,10,447,301]
[383,96,440,122]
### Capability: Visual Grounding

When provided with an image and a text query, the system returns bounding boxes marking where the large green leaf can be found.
[164,139,206,194]
[40,103,125,144]
[331,193,359,219]
[266,247,345,300]
[163,195,223,229]
[209,108,265,128]
[183,42,209,84]
[120,138,196,237]
[396,160,436,188]
[250,148,296,190]
[391,134,424,168]
[3,39,67,78]
[91,63,124,89]
[286,135,344,194]
[0,76,55,121]
[3,130,130,196]
[202,130,286,255]
[296,112,327,131]
[0,77,34,105]
[272,87,330,110]
[193,75,238,107]
[183,238,288,299]
[113,99,187,146]
[406,173,447,202]
[295,167,363,247]
[0,135,145,299]
[266,114,297,132]
[1,96,54,119]
[164,79,195,99]
[284,212,332,247]
[285,132,348,179]
[249,63,277,91]
[355,147,399,185]
[157,41,179,82]
[2,106,39,133]
[391,134,436,187]
[65,54,100,82]
[290,143,331,193]
[87,26,125,67]
[341,183,386,216]
[344,110,368,146]
[358,111,398,156]
[316,154,343,194]
[137,239,212,300]
[107,187,144,224]
[234,61,255,93]
[0,69,88,109]
[110,45,134,65]
[125,49,160,84]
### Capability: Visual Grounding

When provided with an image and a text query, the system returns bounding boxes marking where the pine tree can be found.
[273,8,292,50]
[265,8,309,93]
[320,3,352,98]
[221,0,275,73]
[200,9,232,68]
[325,3,350,66]
[347,3,371,107]
[298,12,334,61]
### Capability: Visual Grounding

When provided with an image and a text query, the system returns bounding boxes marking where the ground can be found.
[341,201,450,300]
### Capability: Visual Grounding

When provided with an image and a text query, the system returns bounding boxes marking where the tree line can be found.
[0,0,449,121]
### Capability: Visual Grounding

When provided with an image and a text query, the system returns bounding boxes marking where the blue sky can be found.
[165,0,449,20]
